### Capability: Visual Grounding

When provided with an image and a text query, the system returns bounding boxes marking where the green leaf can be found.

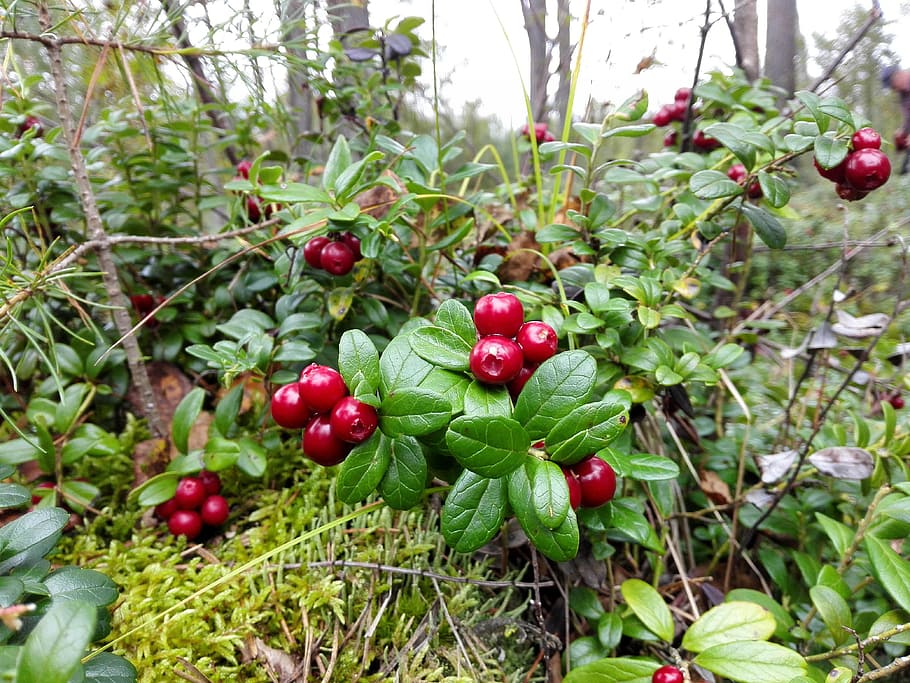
[569,586,606,620]
[637,305,661,329]
[703,122,757,168]
[865,534,910,613]
[597,612,624,649]
[703,343,744,369]
[563,657,659,683]
[741,203,786,249]
[322,135,352,192]
[419,369,469,415]
[0,483,30,509]
[446,415,529,478]
[380,388,451,436]
[213,384,244,436]
[129,472,179,508]
[337,434,391,504]
[514,351,597,439]
[547,399,630,465]
[43,566,119,607]
[682,601,776,652]
[757,171,790,208]
[692,641,807,683]
[809,585,852,645]
[172,387,205,455]
[815,513,853,557]
[690,170,742,199]
[0,508,70,575]
[602,123,656,139]
[378,436,427,510]
[620,578,674,643]
[655,365,683,386]
[528,459,570,529]
[441,470,507,552]
[434,299,477,347]
[408,326,472,371]
[338,329,381,396]
[795,91,828,130]
[17,600,96,683]
[379,329,434,394]
[236,439,267,477]
[813,134,849,169]
[83,652,138,683]
[520,503,580,562]
[725,589,795,642]
[258,182,331,204]
[463,381,512,417]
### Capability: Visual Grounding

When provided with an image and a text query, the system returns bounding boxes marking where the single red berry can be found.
[562,468,582,510]
[340,232,363,261]
[130,294,155,315]
[270,382,312,429]
[236,160,253,179]
[663,129,678,147]
[154,497,179,520]
[674,87,692,103]
[652,105,673,127]
[303,236,331,268]
[168,509,203,540]
[298,364,348,413]
[516,321,558,363]
[470,335,524,385]
[319,241,356,276]
[198,470,222,496]
[670,100,688,122]
[31,481,55,505]
[814,156,847,183]
[174,477,207,510]
[652,665,684,683]
[727,163,748,184]
[507,363,538,399]
[303,415,352,466]
[896,131,909,151]
[532,122,551,143]
[245,195,263,222]
[844,148,891,191]
[692,130,720,150]
[200,495,230,526]
[851,127,882,150]
[571,455,617,508]
[330,396,379,443]
[889,395,905,409]
[17,116,43,138]
[835,182,869,202]
[473,292,525,337]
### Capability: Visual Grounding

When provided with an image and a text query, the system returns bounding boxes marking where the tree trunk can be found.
[326,0,370,37]
[520,0,549,121]
[553,0,573,126]
[764,0,799,98]
[285,0,316,160]
[734,0,759,81]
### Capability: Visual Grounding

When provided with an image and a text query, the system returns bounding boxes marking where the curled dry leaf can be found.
[831,310,890,338]
[808,446,873,480]
[698,468,732,505]
[755,450,798,484]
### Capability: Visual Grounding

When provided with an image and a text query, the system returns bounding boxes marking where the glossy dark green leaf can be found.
[339,329,381,396]
[0,577,24,608]
[757,171,790,208]
[336,434,390,504]
[17,600,96,683]
[703,122,757,168]
[213,384,244,436]
[569,586,606,620]
[379,328,434,394]
[172,387,205,455]
[690,170,742,199]
[597,612,623,649]
[378,435,427,509]
[322,135,352,192]
[508,462,579,561]
[0,508,70,575]
[259,182,331,204]
[441,470,507,553]
[741,204,786,249]
[528,459,570,529]
[0,483,30,509]
[514,351,597,439]
[546,399,630,465]
[419,369,469,415]
[83,652,138,683]
[408,326,472,371]
[866,534,910,613]
[813,134,849,170]
[433,299,477,347]
[809,585,851,645]
[43,567,119,607]
[463,381,512,417]
[446,415,529,477]
[380,388,451,436]
[563,657,659,683]
[129,472,179,507]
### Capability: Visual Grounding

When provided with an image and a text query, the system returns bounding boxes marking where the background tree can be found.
[520,0,573,123]
[764,0,800,98]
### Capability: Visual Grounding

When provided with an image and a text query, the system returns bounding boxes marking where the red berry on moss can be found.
[470,336,524,385]
[200,495,230,526]
[571,456,617,509]
[270,382,312,429]
[298,364,348,413]
[851,127,882,150]
[303,415,352,466]
[516,321,558,363]
[330,396,379,443]
[198,470,222,496]
[473,292,525,337]
[174,477,207,510]
[168,509,203,540]
[303,236,331,268]
[154,497,179,520]
[652,665,684,683]
[844,148,891,191]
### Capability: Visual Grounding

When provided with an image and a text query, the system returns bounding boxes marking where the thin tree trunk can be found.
[734,0,759,81]
[520,0,549,121]
[553,0,573,125]
[326,0,370,37]
[285,0,316,160]
[764,0,799,98]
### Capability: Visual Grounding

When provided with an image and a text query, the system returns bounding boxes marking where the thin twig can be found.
[307,560,554,588]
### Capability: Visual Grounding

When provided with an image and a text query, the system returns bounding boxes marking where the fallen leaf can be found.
[808,446,873,480]
[755,450,797,484]
[241,635,306,683]
[699,469,732,505]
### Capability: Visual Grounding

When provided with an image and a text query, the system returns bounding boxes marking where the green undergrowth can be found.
[52,459,544,682]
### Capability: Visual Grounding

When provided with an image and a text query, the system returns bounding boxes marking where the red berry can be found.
[130,294,155,315]
[473,292,525,337]
[814,156,847,183]
[692,130,720,150]
[245,195,263,222]
[835,183,869,201]
[154,497,179,520]
[470,336,524,385]
[516,321,558,363]
[571,456,617,508]
[340,232,363,261]
[319,241,356,275]
[303,236,331,268]
[663,129,678,147]
[889,395,905,409]
[674,87,692,103]
[236,160,253,179]
[844,148,891,191]
[168,509,203,540]
[652,665,684,683]
[174,477,207,510]
[270,382,312,429]
[31,481,55,505]
[896,131,909,151]
[669,100,688,122]
[563,468,581,510]
[652,105,673,127]
[200,495,230,526]
[851,127,882,150]
[298,364,348,413]
[198,470,222,496]
[330,396,379,443]
[17,116,43,138]
[303,415,351,466]
[727,163,748,184]
[507,363,538,399]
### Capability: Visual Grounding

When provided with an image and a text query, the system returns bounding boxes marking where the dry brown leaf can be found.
[698,468,732,505]
[241,635,306,683]
[498,231,542,283]
[354,170,404,219]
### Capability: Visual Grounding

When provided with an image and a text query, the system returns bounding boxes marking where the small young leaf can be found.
[514,351,597,439]
[682,601,776,652]
[445,415,529,478]
[434,299,477,347]
[339,329,381,396]
[380,388,451,436]
[378,435,427,510]
[692,641,807,683]
[337,434,391,504]
[172,387,206,455]
[441,470,507,553]
[408,326,472,371]
[620,578,674,643]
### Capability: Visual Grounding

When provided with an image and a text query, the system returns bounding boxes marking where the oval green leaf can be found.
[682,601,776,652]
[514,350,597,439]
[692,641,807,683]
[441,470,507,553]
[445,415,529,478]
[620,578,674,643]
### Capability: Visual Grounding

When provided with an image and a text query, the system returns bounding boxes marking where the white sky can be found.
[367,0,910,125]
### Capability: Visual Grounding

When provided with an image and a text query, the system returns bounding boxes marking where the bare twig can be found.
[809,2,882,93]
[307,560,555,588]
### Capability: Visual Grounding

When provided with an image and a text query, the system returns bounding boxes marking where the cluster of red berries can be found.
[561,455,617,510]
[654,88,720,151]
[154,471,228,541]
[468,292,559,398]
[813,127,891,201]
[270,364,378,466]
[726,163,762,199]
[303,233,363,276]
[235,159,281,222]
[520,121,555,144]
[652,665,684,683]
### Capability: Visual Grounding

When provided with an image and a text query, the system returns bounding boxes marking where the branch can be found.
[307,560,554,589]
[809,3,882,92]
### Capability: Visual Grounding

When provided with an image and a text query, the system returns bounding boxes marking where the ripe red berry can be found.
[236,160,253,179]
[814,156,847,183]
[198,470,222,496]
[516,321,558,363]
[727,163,747,184]
[245,195,264,222]
[473,292,525,337]
[298,364,348,413]
[168,509,203,540]
[663,129,678,147]
[889,395,905,409]
[319,241,356,275]
[470,336,525,385]
[835,183,869,202]
[507,363,538,399]
[652,665,684,683]
[692,130,720,150]
[652,105,673,127]
[303,236,331,268]
[174,477,207,510]
[130,294,156,316]
[270,382,312,429]
[340,232,363,261]
[674,87,692,103]
[844,148,891,191]
[330,396,379,443]
[303,415,352,466]
[17,116,43,138]
[154,497,179,520]
[563,468,582,510]
[571,456,617,508]
[851,127,882,150]
[200,495,230,526]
